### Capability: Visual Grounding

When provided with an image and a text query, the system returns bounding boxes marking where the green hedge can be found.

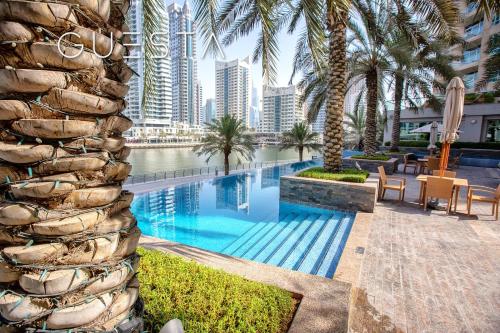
[298,167,369,183]
[137,247,296,333]
[350,154,391,161]
[385,140,500,150]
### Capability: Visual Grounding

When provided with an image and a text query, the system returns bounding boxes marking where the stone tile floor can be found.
[350,166,500,333]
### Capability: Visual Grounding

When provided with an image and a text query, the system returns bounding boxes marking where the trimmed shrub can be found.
[350,154,391,161]
[298,167,370,183]
[137,247,296,333]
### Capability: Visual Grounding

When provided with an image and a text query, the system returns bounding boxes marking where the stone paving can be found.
[350,166,500,333]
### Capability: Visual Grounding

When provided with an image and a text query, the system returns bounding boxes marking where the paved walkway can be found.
[350,166,500,333]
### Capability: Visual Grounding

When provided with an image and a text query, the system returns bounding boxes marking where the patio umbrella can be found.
[428,121,438,150]
[439,77,464,176]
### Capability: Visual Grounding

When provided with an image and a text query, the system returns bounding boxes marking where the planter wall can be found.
[280,175,379,213]
[342,157,399,175]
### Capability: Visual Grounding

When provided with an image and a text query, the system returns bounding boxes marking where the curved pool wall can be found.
[131,159,356,278]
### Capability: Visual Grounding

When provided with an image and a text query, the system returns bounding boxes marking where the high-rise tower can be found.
[168,0,199,126]
[215,57,252,127]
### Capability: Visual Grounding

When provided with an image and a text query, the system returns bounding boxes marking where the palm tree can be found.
[194,115,256,175]
[387,35,457,151]
[344,95,366,150]
[280,122,322,161]
[478,33,500,91]
[0,0,141,331]
[193,0,458,171]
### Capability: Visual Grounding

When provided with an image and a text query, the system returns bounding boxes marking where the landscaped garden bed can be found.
[280,169,379,212]
[342,155,399,174]
[137,247,298,333]
[298,167,369,183]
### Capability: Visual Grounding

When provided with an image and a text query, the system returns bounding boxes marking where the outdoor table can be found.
[416,175,468,212]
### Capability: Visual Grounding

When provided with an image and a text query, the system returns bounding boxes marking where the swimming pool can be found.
[131,160,356,278]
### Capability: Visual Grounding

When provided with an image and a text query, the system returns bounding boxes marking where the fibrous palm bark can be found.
[324,11,348,173]
[364,70,379,155]
[0,0,142,331]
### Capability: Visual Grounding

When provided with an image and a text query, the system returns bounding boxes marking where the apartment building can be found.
[260,85,305,134]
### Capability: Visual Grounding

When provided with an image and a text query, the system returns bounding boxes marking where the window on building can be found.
[463,46,481,63]
[488,71,500,83]
[464,21,483,39]
[464,72,478,88]
[400,122,431,141]
[485,120,500,142]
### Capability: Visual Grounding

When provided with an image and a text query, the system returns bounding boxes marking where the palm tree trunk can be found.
[299,146,304,162]
[324,13,347,172]
[364,70,379,155]
[390,73,404,151]
[224,153,230,175]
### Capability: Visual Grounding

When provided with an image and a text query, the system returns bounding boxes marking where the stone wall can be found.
[342,157,399,175]
[280,175,379,213]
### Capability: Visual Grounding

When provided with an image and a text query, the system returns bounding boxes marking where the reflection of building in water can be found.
[215,175,250,213]
[260,167,280,188]
[174,183,201,215]
[135,189,175,235]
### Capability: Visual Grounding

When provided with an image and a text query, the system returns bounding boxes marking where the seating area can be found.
[378,153,499,220]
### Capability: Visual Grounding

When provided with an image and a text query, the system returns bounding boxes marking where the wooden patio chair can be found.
[448,152,463,170]
[467,184,500,220]
[403,154,418,174]
[424,157,440,174]
[432,170,457,178]
[378,166,406,201]
[424,176,454,213]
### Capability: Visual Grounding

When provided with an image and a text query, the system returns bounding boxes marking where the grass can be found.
[350,154,391,161]
[297,167,369,183]
[137,247,297,333]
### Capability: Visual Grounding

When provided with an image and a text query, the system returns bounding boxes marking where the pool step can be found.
[233,213,299,258]
[221,213,296,255]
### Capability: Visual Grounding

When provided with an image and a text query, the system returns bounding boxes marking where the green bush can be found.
[137,247,296,333]
[394,140,500,150]
[483,92,495,103]
[298,167,369,183]
[350,154,391,161]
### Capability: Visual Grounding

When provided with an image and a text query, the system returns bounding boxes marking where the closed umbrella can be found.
[428,121,438,151]
[439,77,464,175]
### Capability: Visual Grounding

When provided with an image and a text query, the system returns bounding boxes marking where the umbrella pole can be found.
[439,142,451,176]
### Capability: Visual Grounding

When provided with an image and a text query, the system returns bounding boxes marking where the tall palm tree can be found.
[347,0,393,155]
[387,35,457,151]
[194,115,256,175]
[478,33,500,90]
[193,0,458,171]
[344,93,366,150]
[280,122,322,161]
[0,0,141,331]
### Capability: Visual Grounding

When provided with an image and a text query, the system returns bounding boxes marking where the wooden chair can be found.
[432,170,457,178]
[448,153,463,170]
[403,154,418,174]
[424,176,455,213]
[424,157,440,174]
[378,166,406,201]
[467,185,500,220]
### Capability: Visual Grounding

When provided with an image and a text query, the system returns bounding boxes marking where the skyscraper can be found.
[168,0,199,126]
[125,0,173,138]
[249,86,260,129]
[123,0,143,124]
[261,85,305,133]
[195,80,203,126]
[204,98,216,124]
[215,57,251,127]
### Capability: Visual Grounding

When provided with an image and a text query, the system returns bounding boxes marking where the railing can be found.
[125,159,299,185]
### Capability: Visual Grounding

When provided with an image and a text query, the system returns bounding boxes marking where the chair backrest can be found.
[496,185,500,199]
[378,166,387,184]
[427,157,440,171]
[426,176,454,199]
[432,170,456,178]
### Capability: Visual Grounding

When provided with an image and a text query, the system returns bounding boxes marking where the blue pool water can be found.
[131,160,356,278]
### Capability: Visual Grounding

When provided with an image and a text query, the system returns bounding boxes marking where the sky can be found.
[165,1,304,102]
